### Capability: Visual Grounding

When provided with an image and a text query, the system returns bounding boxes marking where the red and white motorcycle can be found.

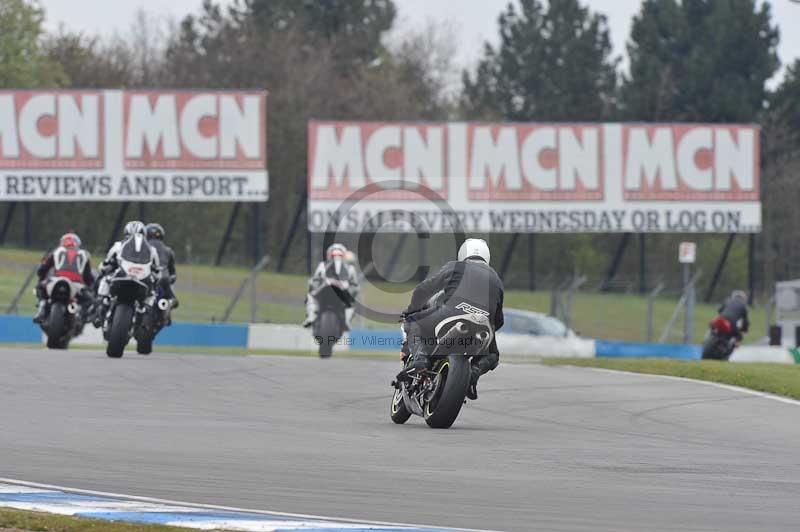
[39,276,86,349]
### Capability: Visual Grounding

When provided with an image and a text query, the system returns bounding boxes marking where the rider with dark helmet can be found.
[716,290,750,342]
[401,238,504,400]
[145,223,178,307]
[33,233,94,323]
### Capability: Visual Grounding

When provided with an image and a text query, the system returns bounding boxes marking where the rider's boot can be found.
[93,298,109,328]
[407,352,431,373]
[32,300,46,324]
[466,365,480,400]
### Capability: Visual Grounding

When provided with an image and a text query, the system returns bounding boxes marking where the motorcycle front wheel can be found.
[107,303,133,358]
[389,387,412,424]
[424,355,471,429]
[317,310,341,358]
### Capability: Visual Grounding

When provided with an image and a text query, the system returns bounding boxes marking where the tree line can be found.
[1,0,799,299]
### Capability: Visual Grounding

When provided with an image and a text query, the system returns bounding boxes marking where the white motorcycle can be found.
[101,240,160,358]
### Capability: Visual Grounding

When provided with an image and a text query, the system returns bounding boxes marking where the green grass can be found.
[0,246,766,342]
[544,358,800,400]
[0,507,188,531]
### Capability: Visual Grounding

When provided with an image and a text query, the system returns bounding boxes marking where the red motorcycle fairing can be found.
[710,316,733,334]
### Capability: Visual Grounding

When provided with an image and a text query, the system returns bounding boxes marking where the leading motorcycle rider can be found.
[714,289,750,343]
[145,222,179,309]
[302,243,360,329]
[401,238,504,400]
[92,221,160,327]
[33,232,95,324]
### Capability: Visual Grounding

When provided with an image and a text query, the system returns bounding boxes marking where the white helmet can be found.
[458,238,490,264]
[326,243,347,260]
[123,220,146,239]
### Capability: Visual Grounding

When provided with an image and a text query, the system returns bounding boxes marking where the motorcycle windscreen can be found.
[119,236,152,265]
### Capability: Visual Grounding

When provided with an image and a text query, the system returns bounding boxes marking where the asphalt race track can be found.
[2,347,800,532]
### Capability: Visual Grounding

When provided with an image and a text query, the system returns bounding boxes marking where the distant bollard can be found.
[769,325,782,346]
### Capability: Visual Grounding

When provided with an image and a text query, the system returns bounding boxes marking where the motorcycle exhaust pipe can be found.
[67,302,79,314]
[157,299,171,311]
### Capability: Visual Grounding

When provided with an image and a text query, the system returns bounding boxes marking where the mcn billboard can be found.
[0,90,267,201]
[307,121,760,233]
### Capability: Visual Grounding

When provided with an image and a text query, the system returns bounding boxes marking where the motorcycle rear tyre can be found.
[46,302,67,350]
[424,355,471,429]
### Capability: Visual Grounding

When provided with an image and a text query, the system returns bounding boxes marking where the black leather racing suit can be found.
[402,259,504,374]
[718,297,749,341]
[148,239,177,300]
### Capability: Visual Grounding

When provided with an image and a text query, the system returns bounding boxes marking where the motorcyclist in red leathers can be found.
[34,233,94,323]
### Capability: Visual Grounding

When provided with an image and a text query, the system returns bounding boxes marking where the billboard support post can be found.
[0,203,17,244]
[639,234,647,294]
[23,203,31,247]
[385,233,409,281]
[748,234,756,304]
[601,233,631,291]
[704,233,736,303]
[527,233,536,291]
[499,233,520,281]
[306,230,312,275]
[215,203,241,266]
[107,202,130,250]
[277,191,308,273]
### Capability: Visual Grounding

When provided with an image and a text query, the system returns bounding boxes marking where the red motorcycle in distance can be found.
[39,276,87,350]
[701,316,738,360]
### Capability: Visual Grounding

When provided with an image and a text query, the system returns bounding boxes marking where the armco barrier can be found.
[0,316,41,343]
[595,340,701,360]
[155,322,248,348]
[4,313,799,363]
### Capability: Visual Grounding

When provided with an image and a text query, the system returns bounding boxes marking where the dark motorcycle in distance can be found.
[702,316,738,360]
[101,242,159,358]
[39,276,86,349]
[135,283,173,355]
[311,278,353,358]
[390,312,493,429]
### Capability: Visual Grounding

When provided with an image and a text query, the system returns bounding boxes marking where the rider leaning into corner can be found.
[303,243,360,330]
[715,289,750,343]
[400,238,504,400]
[92,220,160,327]
[145,222,179,309]
[34,232,95,323]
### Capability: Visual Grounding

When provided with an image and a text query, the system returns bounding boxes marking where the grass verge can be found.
[0,507,187,531]
[544,358,800,401]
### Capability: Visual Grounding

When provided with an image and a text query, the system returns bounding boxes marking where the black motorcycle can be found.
[39,275,86,349]
[311,278,353,358]
[701,316,738,360]
[101,239,158,358]
[390,312,493,429]
[135,281,173,355]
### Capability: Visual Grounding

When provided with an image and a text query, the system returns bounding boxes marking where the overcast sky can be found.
[40,0,800,84]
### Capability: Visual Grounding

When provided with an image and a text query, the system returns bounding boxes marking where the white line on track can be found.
[0,478,504,532]
[577,366,800,406]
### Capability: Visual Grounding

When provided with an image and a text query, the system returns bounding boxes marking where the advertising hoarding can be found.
[0,90,267,201]
[308,121,760,233]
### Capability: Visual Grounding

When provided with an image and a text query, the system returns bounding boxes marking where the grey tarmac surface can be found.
[1,347,800,532]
